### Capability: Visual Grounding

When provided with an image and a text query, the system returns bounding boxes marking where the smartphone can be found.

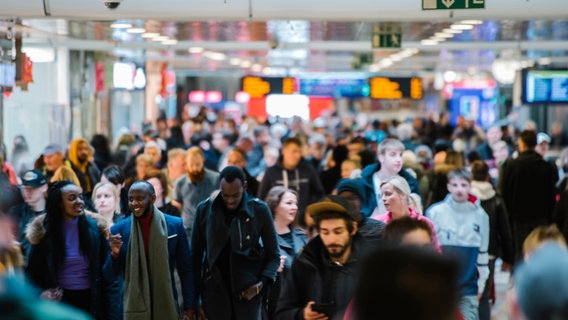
[311,302,336,316]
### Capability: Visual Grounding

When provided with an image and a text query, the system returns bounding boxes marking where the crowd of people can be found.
[1,110,568,320]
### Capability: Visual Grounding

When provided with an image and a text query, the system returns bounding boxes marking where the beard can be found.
[188,170,205,183]
[326,237,352,259]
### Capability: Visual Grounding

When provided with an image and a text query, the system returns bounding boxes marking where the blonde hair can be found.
[92,181,120,213]
[185,146,204,159]
[381,175,411,203]
[523,225,567,257]
[136,153,155,166]
[51,166,82,191]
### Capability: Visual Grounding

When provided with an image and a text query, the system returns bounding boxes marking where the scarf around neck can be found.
[124,207,178,320]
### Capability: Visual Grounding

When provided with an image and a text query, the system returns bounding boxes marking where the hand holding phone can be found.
[304,301,331,320]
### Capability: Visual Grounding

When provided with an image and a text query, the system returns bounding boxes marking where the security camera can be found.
[101,0,122,9]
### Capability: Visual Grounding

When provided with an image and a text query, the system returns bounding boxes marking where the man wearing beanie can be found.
[336,178,385,247]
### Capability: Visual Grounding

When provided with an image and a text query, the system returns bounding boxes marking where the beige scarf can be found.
[124,207,178,320]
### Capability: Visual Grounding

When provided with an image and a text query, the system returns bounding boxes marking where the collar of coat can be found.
[211,190,256,218]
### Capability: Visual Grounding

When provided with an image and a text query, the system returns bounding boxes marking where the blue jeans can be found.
[460,295,480,320]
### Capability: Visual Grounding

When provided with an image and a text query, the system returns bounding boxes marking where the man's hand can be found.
[183,307,207,320]
[303,301,328,320]
[240,281,263,301]
[109,233,122,258]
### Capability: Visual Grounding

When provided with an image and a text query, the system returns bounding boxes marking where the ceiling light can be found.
[443,70,458,82]
[203,51,226,61]
[538,57,552,65]
[442,28,463,34]
[430,37,447,42]
[126,28,146,34]
[450,24,474,30]
[262,67,272,75]
[161,39,178,45]
[421,39,439,46]
[152,36,169,42]
[142,32,159,38]
[369,64,381,72]
[110,23,132,29]
[461,20,483,25]
[435,32,454,38]
[188,47,204,54]
[229,58,241,65]
[240,61,252,68]
[390,54,402,62]
[251,64,263,72]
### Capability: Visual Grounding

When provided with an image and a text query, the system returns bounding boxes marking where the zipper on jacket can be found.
[238,218,243,249]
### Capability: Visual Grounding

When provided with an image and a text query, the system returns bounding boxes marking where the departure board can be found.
[523,70,568,104]
[369,77,423,99]
[241,76,295,98]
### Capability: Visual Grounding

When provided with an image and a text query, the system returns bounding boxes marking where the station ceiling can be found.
[0,0,567,77]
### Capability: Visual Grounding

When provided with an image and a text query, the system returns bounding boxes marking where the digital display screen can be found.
[241,76,295,98]
[299,78,368,98]
[369,77,423,99]
[523,69,568,104]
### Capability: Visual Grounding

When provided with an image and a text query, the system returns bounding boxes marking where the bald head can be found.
[129,180,156,218]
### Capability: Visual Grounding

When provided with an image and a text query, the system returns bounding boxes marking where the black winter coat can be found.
[190,192,280,320]
[258,159,325,215]
[275,234,368,320]
[25,212,118,320]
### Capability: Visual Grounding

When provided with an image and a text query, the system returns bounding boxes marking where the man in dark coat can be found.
[258,137,325,217]
[360,138,419,218]
[188,166,280,320]
[499,130,557,263]
[226,147,260,197]
[275,197,369,320]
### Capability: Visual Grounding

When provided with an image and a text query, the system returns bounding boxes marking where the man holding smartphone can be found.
[275,196,367,320]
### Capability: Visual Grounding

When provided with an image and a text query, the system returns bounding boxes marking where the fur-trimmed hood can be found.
[470,181,496,201]
[26,210,110,245]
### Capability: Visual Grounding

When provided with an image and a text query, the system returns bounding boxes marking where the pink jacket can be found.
[376,207,441,252]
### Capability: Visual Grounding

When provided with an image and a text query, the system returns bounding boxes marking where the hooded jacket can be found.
[258,158,325,215]
[470,181,514,264]
[275,234,368,320]
[360,163,420,217]
[68,138,100,194]
[25,211,118,320]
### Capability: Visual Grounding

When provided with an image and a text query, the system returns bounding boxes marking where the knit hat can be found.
[515,243,568,320]
[336,179,365,201]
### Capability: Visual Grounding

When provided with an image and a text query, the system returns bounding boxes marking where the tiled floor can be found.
[491,259,511,320]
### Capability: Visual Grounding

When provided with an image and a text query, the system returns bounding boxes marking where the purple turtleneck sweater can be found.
[58,218,91,290]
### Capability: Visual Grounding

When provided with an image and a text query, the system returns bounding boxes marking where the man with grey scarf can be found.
[103,180,193,320]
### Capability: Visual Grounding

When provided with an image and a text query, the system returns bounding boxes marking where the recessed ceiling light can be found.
[421,39,439,46]
[461,20,483,25]
[110,23,132,29]
[240,61,252,68]
[188,47,204,54]
[142,32,160,38]
[435,32,454,38]
[443,28,463,34]
[430,37,447,42]
[162,39,178,45]
[230,58,241,65]
[369,64,381,72]
[126,28,146,34]
[204,51,226,61]
[152,36,169,42]
[450,24,474,30]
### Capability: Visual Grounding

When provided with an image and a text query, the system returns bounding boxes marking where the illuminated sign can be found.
[241,76,296,98]
[369,77,423,99]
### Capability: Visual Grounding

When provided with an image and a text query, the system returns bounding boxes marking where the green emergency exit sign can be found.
[422,0,485,10]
